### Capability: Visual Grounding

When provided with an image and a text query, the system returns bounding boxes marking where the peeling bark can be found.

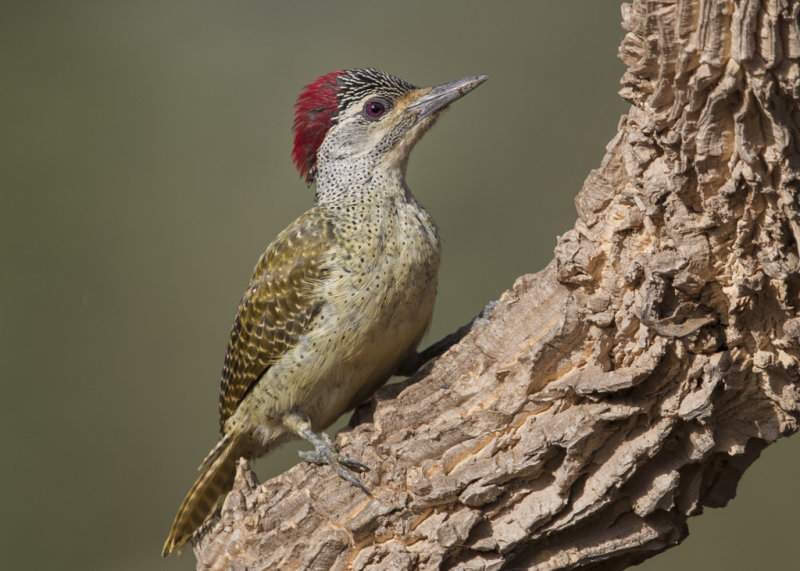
[193,0,800,569]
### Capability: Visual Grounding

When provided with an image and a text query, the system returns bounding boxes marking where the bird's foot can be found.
[297,430,371,495]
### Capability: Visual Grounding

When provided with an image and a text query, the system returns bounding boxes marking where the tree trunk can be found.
[193,0,800,568]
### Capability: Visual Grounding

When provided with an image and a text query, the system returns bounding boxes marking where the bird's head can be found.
[292,69,487,188]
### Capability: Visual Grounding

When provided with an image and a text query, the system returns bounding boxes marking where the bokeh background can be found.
[3,2,798,570]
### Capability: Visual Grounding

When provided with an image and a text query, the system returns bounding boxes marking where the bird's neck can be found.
[313,154,412,207]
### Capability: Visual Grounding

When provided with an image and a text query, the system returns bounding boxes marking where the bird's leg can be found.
[283,410,372,495]
[395,300,497,377]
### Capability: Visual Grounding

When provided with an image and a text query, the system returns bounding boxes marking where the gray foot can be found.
[282,411,372,495]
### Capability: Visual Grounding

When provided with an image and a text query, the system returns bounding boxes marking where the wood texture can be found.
[193,0,800,568]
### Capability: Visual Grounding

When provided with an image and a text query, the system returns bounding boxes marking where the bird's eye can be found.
[363,98,387,120]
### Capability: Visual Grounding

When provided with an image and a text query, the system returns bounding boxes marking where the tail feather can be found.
[197,432,232,471]
[162,434,245,557]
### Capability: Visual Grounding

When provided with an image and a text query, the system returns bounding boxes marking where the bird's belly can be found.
[233,262,437,435]
[300,261,438,429]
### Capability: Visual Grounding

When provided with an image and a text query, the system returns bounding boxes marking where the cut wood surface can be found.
[193,1,800,568]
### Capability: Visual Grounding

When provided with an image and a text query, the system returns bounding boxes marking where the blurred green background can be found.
[2,1,798,570]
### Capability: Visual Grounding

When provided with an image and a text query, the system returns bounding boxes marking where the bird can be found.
[162,68,487,556]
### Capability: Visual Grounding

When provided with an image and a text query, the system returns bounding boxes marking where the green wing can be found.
[218,209,335,429]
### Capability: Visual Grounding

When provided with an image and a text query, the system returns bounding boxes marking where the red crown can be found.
[291,71,344,184]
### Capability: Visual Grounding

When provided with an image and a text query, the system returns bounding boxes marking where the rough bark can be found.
[193,0,800,569]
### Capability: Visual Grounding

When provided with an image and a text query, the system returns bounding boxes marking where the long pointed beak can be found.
[408,74,488,120]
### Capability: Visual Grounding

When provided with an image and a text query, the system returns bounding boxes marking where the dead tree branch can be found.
[193,0,800,568]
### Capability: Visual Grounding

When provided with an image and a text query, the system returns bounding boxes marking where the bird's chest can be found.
[336,202,440,326]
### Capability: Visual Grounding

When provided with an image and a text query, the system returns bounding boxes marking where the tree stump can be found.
[193,0,800,568]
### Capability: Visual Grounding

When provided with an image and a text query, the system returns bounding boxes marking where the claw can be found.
[331,462,371,496]
[296,430,372,495]
[339,457,369,473]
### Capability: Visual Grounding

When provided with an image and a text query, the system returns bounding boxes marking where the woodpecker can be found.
[162,68,487,556]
